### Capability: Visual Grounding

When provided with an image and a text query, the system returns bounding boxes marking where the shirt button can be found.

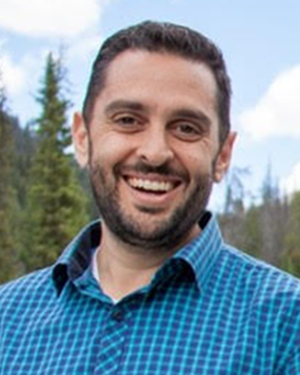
[111,309,124,322]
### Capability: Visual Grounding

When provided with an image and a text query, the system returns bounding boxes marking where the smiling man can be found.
[0,21,300,374]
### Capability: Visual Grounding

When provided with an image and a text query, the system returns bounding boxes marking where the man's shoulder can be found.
[222,244,300,288]
[0,267,54,308]
[221,244,300,310]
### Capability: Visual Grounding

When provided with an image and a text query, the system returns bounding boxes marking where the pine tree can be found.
[259,165,288,267]
[23,53,89,271]
[282,192,300,277]
[219,167,249,252]
[0,79,22,283]
[241,205,263,258]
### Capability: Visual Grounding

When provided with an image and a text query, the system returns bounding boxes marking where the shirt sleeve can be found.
[276,298,300,375]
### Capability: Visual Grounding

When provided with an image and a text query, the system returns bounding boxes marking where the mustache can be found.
[114,160,189,181]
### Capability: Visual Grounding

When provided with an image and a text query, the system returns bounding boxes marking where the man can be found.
[0,21,299,374]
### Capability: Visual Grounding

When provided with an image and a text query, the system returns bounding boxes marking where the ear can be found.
[213,132,237,183]
[72,112,89,168]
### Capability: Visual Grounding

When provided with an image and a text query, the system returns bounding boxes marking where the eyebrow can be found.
[171,108,212,128]
[104,100,212,128]
[104,100,147,115]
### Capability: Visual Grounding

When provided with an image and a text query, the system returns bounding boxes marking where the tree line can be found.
[219,167,300,278]
[0,53,94,283]
[0,53,299,284]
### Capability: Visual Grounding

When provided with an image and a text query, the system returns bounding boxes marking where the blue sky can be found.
[0,0,299,210]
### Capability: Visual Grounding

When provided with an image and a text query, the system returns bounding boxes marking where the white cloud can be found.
[0,0,109,38]
[239,65,300,140]
[281,162,300,196]
[0,54,26,96]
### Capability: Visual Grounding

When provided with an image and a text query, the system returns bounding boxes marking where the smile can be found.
[127,177,177,193]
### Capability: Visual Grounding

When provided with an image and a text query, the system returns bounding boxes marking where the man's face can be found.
[73,50,235,251]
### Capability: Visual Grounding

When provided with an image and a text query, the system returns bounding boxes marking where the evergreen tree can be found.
[282,192,300,277]
[12,120,37,210]
[219,167,250,252]
[241,205,263,258]
[259,165,288,267]
[23,53,88,271]
[0,79,22,283]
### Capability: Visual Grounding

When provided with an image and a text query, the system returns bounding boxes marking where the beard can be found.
[89,159,213,252]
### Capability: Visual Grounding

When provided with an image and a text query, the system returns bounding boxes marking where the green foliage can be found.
[220,168,263,258]
[74,164,99,220]
[284,192,300,251]
[281,250,300,278]
[219,165,297,277]
[241,205,263,258]
[281,192,300,277]
[22,54,89,272]
[0,84,23,283]
[12,122,37,209]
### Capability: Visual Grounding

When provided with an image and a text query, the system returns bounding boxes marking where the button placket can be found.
[111,308,124,322]
[94,306,130,374]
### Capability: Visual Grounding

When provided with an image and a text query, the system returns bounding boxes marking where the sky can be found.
[0,0,299,210]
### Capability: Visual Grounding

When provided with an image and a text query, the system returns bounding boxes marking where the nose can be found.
[136,126,174,166]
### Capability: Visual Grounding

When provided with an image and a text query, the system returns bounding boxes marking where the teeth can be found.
[128,178,174,192]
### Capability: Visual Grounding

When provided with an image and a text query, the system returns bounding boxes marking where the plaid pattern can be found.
[0,214,300,374]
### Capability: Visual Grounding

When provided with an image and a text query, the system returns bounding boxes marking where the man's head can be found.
[82,20,231,145]
[73,21,236,252]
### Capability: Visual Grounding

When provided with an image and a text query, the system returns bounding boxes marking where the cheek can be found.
[90,132,133,165]
[182,151,214,180]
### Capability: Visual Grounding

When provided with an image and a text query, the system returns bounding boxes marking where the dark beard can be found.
[89,160,213,252]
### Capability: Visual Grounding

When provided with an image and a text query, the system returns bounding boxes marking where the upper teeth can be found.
[128,178,174,192]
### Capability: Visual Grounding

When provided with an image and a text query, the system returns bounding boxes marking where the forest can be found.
[0,53,299,284]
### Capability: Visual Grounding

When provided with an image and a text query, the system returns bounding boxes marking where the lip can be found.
[123,172,182,184]
[122,174,184,208]
[128,177,174,193]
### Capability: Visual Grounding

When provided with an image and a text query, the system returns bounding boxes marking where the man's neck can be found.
[95,223,200,302]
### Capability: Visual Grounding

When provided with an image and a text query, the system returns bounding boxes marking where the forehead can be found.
[94,50,219,125]
[104,49,217,93]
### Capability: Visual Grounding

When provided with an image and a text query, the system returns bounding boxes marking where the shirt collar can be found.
[52,213,223,294]
[173,212,223,291]
[52,220,101,294]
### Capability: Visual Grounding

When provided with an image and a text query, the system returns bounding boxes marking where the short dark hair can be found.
[82,20,232,143]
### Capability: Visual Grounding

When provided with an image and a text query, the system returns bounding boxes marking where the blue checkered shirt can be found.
[1,214,300,374]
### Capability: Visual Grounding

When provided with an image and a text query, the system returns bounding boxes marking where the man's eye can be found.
[177,124,197,134]
[116,116,137,126]
[171,122,202,141]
